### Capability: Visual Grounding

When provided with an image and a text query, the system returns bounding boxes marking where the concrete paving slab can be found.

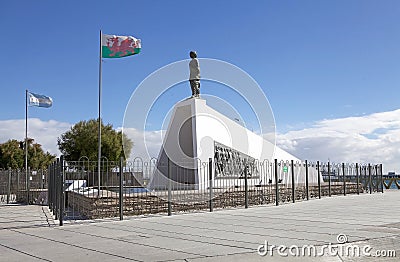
[0,190,399,261]
[0,243,45,262]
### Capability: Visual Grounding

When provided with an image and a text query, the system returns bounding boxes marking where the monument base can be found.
[148,98,322,190]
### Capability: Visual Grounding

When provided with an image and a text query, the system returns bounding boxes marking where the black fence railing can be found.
[46,157,385,226]
[0,168,48,204]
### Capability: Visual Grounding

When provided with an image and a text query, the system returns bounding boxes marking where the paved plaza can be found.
[0,191,399,261]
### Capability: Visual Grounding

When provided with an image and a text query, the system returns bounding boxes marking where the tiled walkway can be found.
[0,191,399,261]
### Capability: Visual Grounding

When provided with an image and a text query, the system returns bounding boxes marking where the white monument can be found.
[148,98,322,190]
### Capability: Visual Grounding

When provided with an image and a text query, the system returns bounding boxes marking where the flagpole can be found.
[25,89,29,203]
[98,30,102,196]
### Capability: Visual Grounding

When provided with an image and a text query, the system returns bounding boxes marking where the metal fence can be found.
[47,156,384,225]
[383,177,400,189]
[0,168,48,204]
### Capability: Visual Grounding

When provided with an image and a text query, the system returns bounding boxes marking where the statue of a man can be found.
[189,51,200,98]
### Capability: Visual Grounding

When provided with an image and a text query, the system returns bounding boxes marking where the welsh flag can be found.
[102,34,141,58]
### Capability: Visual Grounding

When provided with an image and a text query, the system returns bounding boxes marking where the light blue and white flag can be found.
[28,92,53,108]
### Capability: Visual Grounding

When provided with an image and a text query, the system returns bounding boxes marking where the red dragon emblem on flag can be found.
[103,35,141,58]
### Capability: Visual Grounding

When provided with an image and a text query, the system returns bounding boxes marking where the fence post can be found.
[368,164,372,194]
[17,169,20,193]
[274,159,279,206]
[380,164,384,193]
[7,168,11,204]
[356,163,360,195]
[119,157,124,220]
[328,162,331,197]
[244,163,248,209]
[209,158,213,212]
[54,158,59,220]
[291,160,295,203]
[40,169,44,189]
[59,156,64,226]
[27,167,30,205]
[48,163,51,212]
[48,163,52,212]
[317,161,321,199]
[167,158,172,216]
[364,165,368,193]
[305,160,309,200]
[342,163,346,196]
[54,158,60,220]
[53,161,57,216]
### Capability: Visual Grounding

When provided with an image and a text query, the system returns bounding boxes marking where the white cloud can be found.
[0,118,71,156]
[0,119,164,160]
[277,109,400,173]
[3,109,399,174]
[122,128,165,159]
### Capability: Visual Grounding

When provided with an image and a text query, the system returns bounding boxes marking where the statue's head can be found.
[190,51,197,58]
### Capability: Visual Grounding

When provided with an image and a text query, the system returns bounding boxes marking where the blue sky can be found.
[1,1,399,171]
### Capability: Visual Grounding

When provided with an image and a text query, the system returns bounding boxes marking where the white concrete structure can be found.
[148,98,322,190]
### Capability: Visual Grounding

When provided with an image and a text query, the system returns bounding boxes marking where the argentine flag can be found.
[28,92,53,108]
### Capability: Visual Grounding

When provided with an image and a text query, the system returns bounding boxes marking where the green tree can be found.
[57,119,132,161]
[0,139,55,169]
